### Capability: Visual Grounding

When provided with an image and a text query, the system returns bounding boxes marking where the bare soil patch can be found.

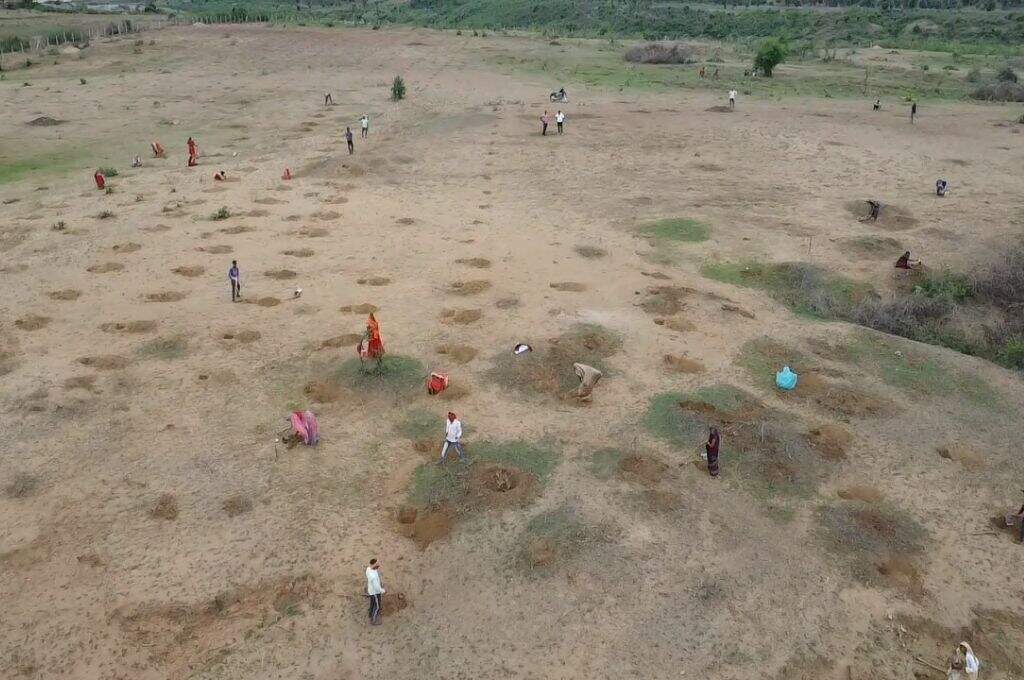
[150,493,179,520]
[837,484,884,504]
[806,424,852,461]
[436,343,479,364]
[653,316,695,333]
[303,379,345,404]
[64,375,99,392]
[48,289,81,301]
[145,291,188,303]
[448,280,491,295]
[6,472,40,499]
[319,333,362,349]
[171,265,205,278]
[396,504,453,549]
[14,314,51,331]
[77,355,130,370]
[87,262,125,274]
[844,200,919,230]
[936,443,984,470]
[441,308,483,324]
[455,257,491,268]
[222,494,253,517]
[380,592,409,616]
[219,225,255,235]
[550,282,586,292]
[641,285,693,315]
[574,245,607,258]
[221,329,261,344]
[339,303,378,314]
[663,354,704,374]
[618,454,670,487]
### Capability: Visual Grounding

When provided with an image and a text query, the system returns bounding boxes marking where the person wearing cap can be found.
[440,411,466,464]
[366,558,385,625]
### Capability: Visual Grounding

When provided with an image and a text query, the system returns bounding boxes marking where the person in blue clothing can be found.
[228,260,241,302]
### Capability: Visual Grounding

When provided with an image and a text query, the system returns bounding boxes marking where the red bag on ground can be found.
[427,373,449,395]
[94,171,106,190]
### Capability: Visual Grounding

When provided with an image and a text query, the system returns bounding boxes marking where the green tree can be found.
[754,38,788,78]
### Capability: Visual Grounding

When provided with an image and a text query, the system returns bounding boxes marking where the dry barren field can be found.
[2,23,1024,680]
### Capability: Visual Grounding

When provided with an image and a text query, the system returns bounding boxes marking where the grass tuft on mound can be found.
[407,439,560,507]
[488,323,622,398]
[137,335,188,361]
[589,448,626,480]
[335,355,425,393]
[638,217,709,243]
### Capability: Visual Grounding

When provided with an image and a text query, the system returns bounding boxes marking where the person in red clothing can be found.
[894,250,921,270]
[187,136,199,167]
[94,170,106,190]
[540,111,550,136]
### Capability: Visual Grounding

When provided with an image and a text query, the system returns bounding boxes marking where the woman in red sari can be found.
[705,426,720,478]
[358,313,385,371]
[187,137,199,167]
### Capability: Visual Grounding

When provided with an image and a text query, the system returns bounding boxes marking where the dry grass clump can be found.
[487,323,621,398]
[150,493,179,520]
[625,42,696,64]
[223,494,253,517]
[6,472,40,499]
[971,81,1024,101]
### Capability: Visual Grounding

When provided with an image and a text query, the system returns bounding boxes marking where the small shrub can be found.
[211,206,230,220]
[966,67,982,82]
[997,65,1019,83]
[754,38,787,78]
[638,217,709,243]
[391,75,406,101]
[97,210,115,219]
[971,81,1024,102]
[916,270,973,304]
[98,167,119,177]
[624,42,696,64]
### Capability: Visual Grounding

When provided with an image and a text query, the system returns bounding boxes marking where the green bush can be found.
[997,65,1019,82]
[391,75,406,101]
[98,167,119,178]
[754,38,787,78]
[211,206,230,220]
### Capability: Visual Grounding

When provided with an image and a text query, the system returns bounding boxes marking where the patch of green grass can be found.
[137,336,187,361]
[526,505,586,540]
[0,148,83,186]
[915,269,974,304]
[846,331,1001,409]
[394,407,438,440]
[211,206,231,221]
[735,337,814,391]
[701,260,875,319]
[98,166,119,178]
[638,217,709,243]
[335,355,425,394]
[406,439,561,507]
[645,384,752,448]
[588,448,625,480]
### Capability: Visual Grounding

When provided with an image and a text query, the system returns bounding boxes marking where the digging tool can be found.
[913,655,946,674]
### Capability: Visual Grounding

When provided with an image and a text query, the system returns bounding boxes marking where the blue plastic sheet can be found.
[775,366,798,390]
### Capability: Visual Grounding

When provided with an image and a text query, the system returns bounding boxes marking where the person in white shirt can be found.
[728,89,737,110]
[360,114,369,139]
[366,558,385,625]
[555,110,565,134]
[440,411,466,464]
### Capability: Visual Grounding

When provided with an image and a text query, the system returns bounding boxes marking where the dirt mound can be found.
[524,537,558,567]
[844,200,918,230]
[550,282,586,292]
[356,276,391,286]
[312,210,340,221]
[469,465,537,507]
[222,494,253,517]
[256,297,281,307]
[283,248,315,258]
[197,244,233,254]
[6,473,39,499]
[254,197,287,205]
[87,262,125,274]
[837,484,884,504]
[100,320,157,334]
[339,303,378,314]
[441,308,482,324]
[221,329,260,344]
[48,289,81,301]
[264,269,297,280]
[876,556,925,599]
[705,105,732,113]
[663,354,704,374]
[219,225,254,235]
[455,257,491,268]
[653,316,695,333]
[380,592,409,616]
[297,226,329,238]
[77,355,130,370]
[27,116,63,126]
[643,489,685,512]
[319,333,362,349]
[14,314,50,331]
[838,235,902,259]
[112,242,142,254]
[171,265,205,277]
[936,443,984,470]
[397,504,453,549]
[808,383,888,419]
[618,454,670,487]
[806,424,852,461]
[142,224,172,233]
[64,375,99,392]
[303,379,344,403]
[495,297,519,309]
[145,290,188,303]
[448,280,492,295]
[436,344,478,363]
[641,285,693,315]
[574,245,607,259]
[150,493,179,520]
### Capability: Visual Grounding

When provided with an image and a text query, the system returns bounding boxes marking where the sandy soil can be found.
[2,24,1024,680]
